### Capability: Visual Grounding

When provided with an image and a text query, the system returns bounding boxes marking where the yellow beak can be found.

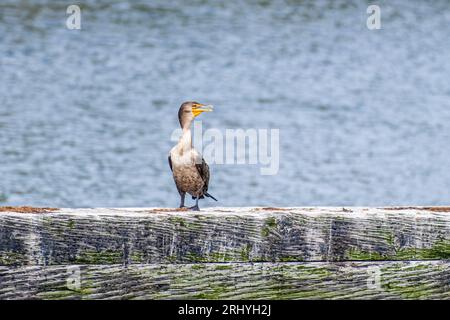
[192,103,214,117]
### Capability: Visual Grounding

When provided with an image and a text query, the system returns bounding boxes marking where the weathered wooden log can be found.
[1,261,448,300]
[0,207,449,265]
[1,207,449,300]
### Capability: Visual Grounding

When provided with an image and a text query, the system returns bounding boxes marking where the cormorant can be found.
[168,101,217,211]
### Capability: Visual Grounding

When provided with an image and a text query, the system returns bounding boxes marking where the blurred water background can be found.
[0,0,449,208]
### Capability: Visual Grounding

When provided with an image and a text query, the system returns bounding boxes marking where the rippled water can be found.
[1,0,449,208]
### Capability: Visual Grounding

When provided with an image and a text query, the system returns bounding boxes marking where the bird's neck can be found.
[178,128,192,154]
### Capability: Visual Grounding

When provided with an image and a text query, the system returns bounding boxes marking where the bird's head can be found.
[178,101,213,129]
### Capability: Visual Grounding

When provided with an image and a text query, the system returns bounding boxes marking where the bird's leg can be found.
[189,197,200,211]
[179,192,186,208]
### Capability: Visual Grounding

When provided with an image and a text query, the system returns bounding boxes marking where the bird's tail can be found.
[205,192,218,201]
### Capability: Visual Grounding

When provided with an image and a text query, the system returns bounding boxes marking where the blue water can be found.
[1,0,449,207]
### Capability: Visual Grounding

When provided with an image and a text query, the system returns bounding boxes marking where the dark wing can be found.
[169,154,185,195]
[168,155,173,172]
[195,157,210,193]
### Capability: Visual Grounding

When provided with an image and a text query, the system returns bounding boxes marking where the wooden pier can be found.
[0,207,449,299]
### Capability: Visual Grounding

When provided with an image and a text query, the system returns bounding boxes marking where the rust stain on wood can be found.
[383,207,450,212]
[137,208,190,213]
[255,207,291,211]
[0,206,59,214]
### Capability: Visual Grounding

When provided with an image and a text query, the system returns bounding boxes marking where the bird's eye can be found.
[185,110,190,113]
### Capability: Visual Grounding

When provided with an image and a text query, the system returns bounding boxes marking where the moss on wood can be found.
[75,250,123,264]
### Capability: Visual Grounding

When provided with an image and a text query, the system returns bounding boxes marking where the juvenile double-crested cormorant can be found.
[168,101,217,211]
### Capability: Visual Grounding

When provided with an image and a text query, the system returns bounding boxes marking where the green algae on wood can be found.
[261,216,278,237]
[0,252,27,266]
[1,261,448,300]
[346,240,450,261]
[75,250,123,264]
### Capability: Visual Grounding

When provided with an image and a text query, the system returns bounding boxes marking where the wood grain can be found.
[0,207,449,265]
[0,261,448,300]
